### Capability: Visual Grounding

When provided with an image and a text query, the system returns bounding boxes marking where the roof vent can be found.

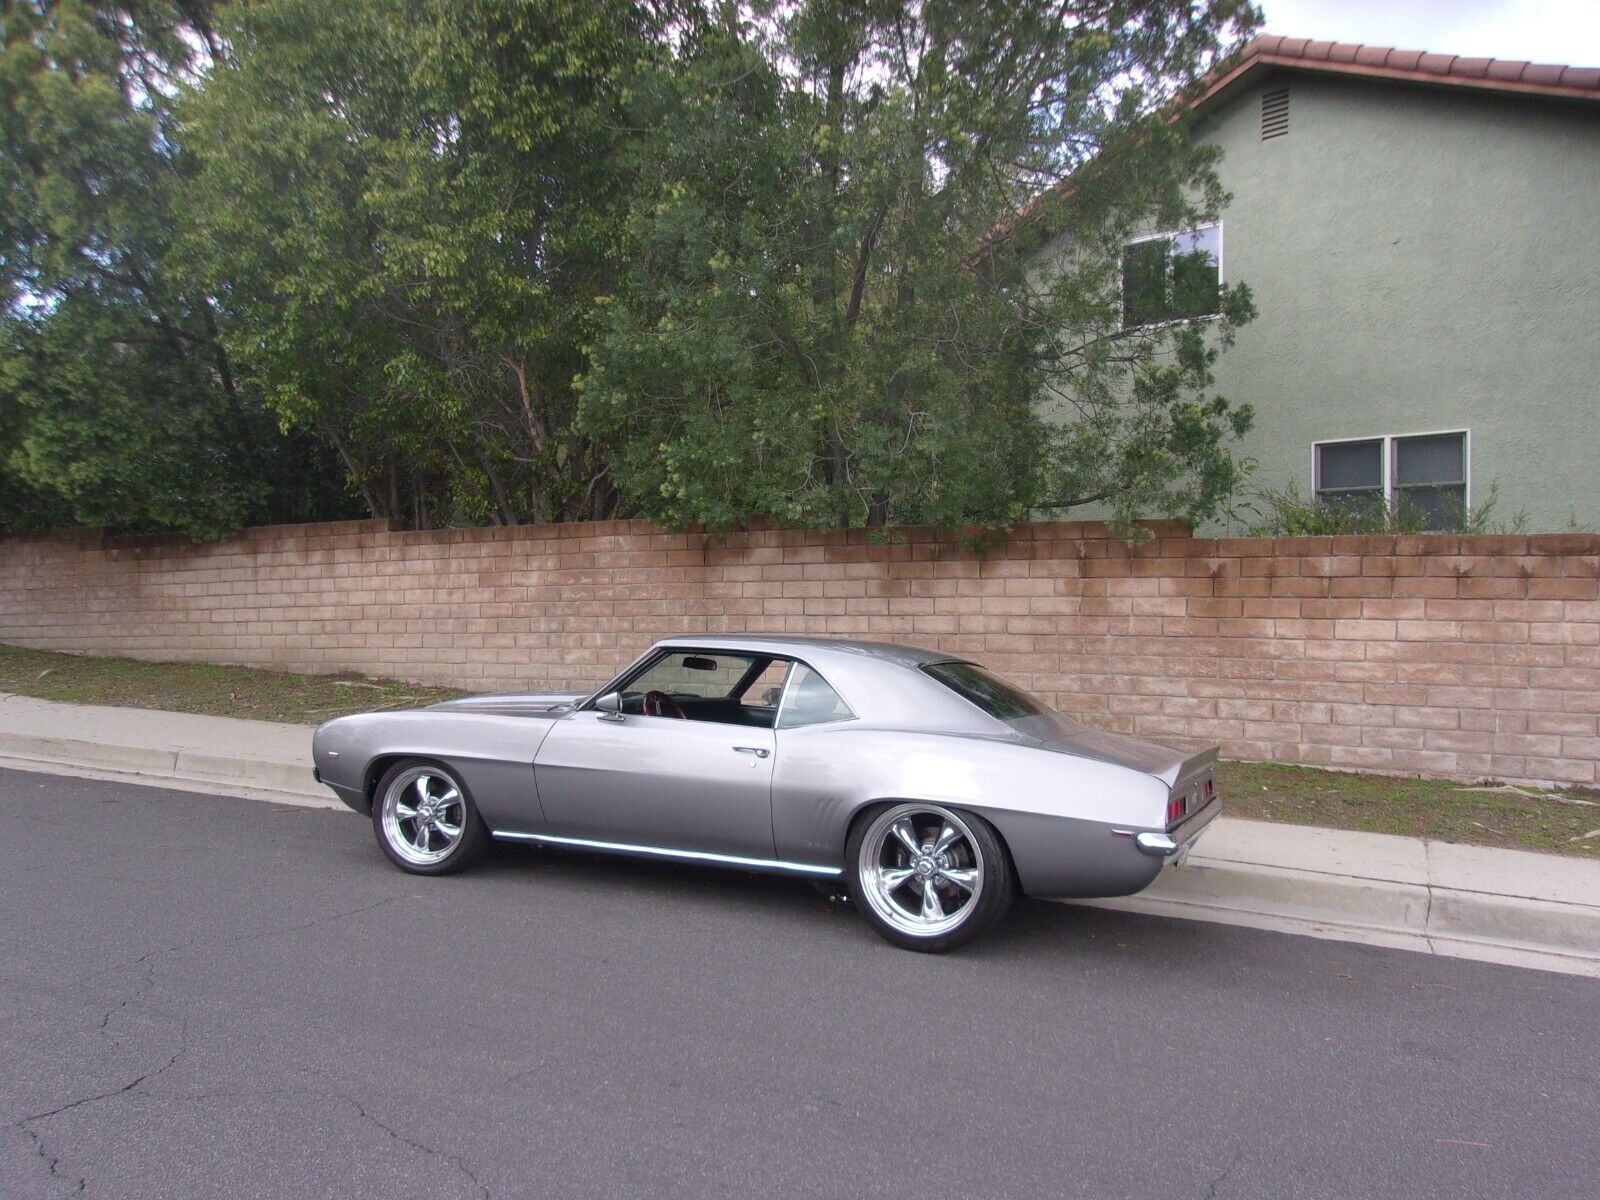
[1261,87,1289,140]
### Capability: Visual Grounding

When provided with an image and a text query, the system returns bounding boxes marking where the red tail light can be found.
[1166,794,1187,826]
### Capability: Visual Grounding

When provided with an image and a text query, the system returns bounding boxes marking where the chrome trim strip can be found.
[490,830,843,876]
[772,659,799,729]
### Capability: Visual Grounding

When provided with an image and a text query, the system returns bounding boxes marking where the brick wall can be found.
[2,518,1598,785]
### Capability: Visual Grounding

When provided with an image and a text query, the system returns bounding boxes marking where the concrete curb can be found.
[1088,854,1600,978]
[3,716,1597,977]
[0,729,330,805]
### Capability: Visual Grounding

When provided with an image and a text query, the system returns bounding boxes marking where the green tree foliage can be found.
[178,0,658,526]
[3,0,1263,540]
[579,1,1260,532]
[0,0,352,537]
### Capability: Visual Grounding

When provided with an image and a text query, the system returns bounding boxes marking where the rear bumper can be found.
[1135,797,1220,860]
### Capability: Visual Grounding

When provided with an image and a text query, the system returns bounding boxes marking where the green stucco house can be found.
[1044,36,1600,532]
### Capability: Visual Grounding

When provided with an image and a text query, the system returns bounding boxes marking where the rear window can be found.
[922,662,1049,721]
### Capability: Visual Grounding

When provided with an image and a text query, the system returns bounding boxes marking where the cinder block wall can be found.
[2,518,1597,784]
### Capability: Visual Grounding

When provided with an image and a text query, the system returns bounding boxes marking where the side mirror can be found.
[594,692,625,721]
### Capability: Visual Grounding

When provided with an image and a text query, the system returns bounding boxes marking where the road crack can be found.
[1201,1145,1244,1199]
[10,1020,189,1195]
[340,1095,491,1199]
[15,1123,84,1195]
[14,898,394,1192]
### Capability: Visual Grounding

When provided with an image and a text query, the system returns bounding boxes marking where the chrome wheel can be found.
[380,766,467,868]
[857,804,984,938]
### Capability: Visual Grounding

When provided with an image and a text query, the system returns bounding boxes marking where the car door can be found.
[532,654,783,861]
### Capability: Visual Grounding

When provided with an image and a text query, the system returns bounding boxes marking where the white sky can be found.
[1257,0,1600,66]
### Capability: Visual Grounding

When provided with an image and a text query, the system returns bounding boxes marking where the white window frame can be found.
[1119,221,1224,329]
[1312,428,1471,512]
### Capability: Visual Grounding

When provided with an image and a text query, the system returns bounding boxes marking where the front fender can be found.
[312,710,559,830]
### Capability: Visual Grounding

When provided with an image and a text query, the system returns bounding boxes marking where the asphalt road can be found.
[1,768,1596,1200]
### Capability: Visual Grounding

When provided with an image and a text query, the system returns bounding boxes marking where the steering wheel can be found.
[642,690,688,719]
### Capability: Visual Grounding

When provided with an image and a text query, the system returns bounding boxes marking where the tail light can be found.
[1168,776,1213,828]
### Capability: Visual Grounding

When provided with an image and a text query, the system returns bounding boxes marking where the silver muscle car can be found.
[312,635,1219,951]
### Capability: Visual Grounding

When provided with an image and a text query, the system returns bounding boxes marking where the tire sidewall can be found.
[371,759,488,876]
[845,802,1015,953]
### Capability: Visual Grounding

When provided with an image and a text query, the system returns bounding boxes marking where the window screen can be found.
[1394,433,1466,528]
[1316,439,1383,511]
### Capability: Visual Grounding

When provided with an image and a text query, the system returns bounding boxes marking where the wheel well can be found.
[363,756,400,808]
[844,799,1020,887]
[363,754,452,809]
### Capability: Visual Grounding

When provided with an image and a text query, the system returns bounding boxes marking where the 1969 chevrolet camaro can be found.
[312,635,1219,951]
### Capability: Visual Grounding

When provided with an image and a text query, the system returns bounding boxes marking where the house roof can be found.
[984,35,1599,248]
[1194,34,1600,115]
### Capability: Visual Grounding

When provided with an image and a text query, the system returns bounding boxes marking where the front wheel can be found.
[372,760,488,875]
[846,803,1015,952]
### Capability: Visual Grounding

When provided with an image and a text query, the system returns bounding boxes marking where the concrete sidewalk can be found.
[3,691,1597,977]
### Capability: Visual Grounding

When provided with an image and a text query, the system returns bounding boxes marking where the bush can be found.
[1243,481,1523,537]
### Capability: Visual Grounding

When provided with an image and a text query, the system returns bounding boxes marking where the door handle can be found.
[732,746,770,758]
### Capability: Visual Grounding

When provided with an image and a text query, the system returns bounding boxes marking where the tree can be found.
[579,0,1260,533]
[178,0,661,527]
[0,0,352,538]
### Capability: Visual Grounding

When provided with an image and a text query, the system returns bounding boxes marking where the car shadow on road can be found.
[467,835,1229,969]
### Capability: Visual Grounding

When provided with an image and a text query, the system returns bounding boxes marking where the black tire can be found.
[370,760,489,876]
[845,802,1016,953]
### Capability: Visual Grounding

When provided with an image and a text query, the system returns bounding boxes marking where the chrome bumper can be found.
[1135,831,1181,856]
[1133,798,1220,860]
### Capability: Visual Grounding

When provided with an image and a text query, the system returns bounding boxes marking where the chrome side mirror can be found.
[594,692,625,722]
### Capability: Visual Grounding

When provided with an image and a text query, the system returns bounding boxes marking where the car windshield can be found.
[922,661,1049,721]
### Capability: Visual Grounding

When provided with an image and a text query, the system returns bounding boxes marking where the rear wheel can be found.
[372,761,488,875]
[846,803,1015,952]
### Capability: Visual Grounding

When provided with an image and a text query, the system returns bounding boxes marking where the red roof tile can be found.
[1209,35,1600,106]
[982,34,1599,249]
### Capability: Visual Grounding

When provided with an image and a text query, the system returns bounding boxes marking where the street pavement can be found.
[2,767,1596,1200]
[7,692,1599,974]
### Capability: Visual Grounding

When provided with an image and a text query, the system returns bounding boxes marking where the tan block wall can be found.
[2,518,1598,785]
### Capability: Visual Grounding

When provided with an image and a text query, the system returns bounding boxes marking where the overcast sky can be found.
[1256,0,1600,66]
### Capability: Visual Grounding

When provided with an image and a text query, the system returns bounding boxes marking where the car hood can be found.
[1013,713,1215,788]
[424,691,588,718]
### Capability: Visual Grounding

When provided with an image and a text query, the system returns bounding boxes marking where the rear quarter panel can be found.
[771,726,1172,898]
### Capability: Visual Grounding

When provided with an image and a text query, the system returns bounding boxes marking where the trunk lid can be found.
[1013,712,1217,789]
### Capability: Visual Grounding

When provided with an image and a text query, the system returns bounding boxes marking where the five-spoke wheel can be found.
[847,802,1015,952]
[373,761,487,874]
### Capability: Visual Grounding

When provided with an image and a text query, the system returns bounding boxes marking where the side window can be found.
[739,659,791,710]
[777,663,854,729]
[625,652,758,701]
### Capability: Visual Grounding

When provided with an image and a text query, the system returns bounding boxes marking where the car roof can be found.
[651,634,952,671]
[601,634,1002,734]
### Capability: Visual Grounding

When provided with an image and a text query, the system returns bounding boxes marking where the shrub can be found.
[1243,482,1523,537]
